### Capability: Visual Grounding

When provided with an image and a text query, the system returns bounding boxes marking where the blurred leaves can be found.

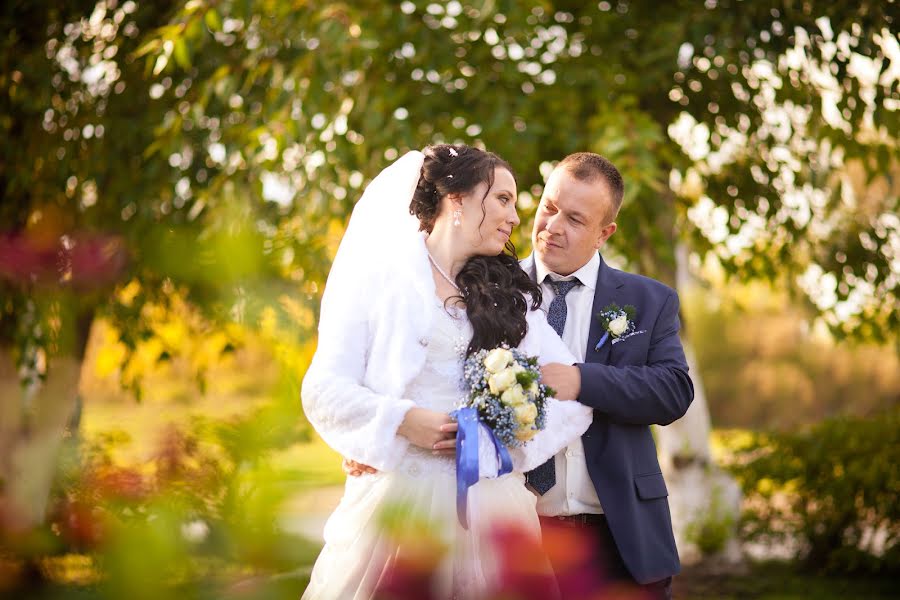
[136,0,897,341]
[6,399,317,595]
[1,3,898,591]
[2,1,898,388]
[684,283,899,429]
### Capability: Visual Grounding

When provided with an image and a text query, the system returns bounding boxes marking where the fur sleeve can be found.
[301,278,416,472]
[508,310,593,471]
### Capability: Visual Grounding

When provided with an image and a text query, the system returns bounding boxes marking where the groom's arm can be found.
[578,291,693,426]
[543,291,693,426]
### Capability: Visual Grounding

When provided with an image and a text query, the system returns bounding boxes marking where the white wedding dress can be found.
[302,299,590,600]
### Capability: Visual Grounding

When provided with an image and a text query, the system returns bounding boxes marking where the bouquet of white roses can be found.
[461,346,553,447]
[453,346,553,528]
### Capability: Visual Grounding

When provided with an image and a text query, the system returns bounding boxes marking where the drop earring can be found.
[453,209,462,227]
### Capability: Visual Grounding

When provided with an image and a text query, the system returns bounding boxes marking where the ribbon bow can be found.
[452,407,513,529]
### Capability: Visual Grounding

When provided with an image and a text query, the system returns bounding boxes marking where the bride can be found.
[301,145,592,599]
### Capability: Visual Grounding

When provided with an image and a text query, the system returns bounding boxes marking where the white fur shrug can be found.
[301,229,592,473]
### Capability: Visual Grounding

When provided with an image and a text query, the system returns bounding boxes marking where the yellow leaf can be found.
[204,9,222,31]
[118,279,141,307]
[156,321,188,349]
[94,342,127,378]
[174,38,191,70]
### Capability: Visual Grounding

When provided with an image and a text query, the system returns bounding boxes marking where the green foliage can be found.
[2,1,898,389]
[684,479,736,555]
[514,370,534,388]
[0,0,326,387]
[722,409,900,574]
[1,2,898,586]
[7,397,317,594]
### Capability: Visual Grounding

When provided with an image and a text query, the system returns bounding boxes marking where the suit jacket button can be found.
[419,337,428,347]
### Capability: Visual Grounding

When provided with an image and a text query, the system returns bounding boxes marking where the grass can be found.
[81,344,345,487]
[673,562,898,599]
[8,571,310,600]
[270,435,344,489]
[11,559,895,599]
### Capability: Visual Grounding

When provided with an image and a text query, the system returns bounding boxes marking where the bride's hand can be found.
[432,421,458,456]
[398,407,457,451]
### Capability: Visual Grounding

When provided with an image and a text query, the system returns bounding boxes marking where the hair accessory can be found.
[449,147,459,157]
[447,174,454,178]
[453,209,462,227]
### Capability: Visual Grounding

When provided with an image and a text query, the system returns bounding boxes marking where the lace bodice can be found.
[399,299,472,477]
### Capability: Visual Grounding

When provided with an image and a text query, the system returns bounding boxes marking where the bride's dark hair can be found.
[409,144,542,356]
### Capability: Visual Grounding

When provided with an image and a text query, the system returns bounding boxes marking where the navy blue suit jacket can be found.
[523,253,694,584]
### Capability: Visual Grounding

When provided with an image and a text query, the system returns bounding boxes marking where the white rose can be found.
[501,384,527,406]
[483,348,513,373]
[515,428,537,442]
[528,381,539,397]
[608,314,629,336]
[488,367,517,395]
[514,402,538,425]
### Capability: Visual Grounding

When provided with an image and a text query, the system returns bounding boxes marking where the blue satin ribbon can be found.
[594,331,610,351]
[452,407,513,529]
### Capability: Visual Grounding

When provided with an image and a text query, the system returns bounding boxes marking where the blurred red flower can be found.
[90,466,150,503]
[0,231,127,289]
[53,497,107,550]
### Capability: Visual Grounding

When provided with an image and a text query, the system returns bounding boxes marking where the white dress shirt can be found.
[534,252,604,516]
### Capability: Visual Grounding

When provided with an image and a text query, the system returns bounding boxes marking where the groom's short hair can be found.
[557,152,625,220]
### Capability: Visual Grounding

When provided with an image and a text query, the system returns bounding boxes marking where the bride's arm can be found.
[507,309,593,472]
[302,266,455,472]
[302,306,418,472]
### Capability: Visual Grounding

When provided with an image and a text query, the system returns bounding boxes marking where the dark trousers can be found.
[539,514,672,600]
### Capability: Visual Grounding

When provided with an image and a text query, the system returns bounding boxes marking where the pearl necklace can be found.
[427,251,460,291]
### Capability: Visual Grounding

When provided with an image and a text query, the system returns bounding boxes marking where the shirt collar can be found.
[535,252,600,292]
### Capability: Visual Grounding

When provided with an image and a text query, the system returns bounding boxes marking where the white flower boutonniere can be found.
[595,303,640,350]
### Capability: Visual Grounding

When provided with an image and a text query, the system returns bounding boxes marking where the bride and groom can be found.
[301,145,693,600]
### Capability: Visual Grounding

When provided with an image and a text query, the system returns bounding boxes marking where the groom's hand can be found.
[541,363,581,400]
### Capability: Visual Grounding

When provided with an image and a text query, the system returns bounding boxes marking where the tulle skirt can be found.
[301,466,556,600]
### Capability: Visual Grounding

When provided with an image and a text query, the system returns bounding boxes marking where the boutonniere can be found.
[595,303,639,351]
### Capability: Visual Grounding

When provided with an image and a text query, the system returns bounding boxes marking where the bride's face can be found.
[455,167,519,256]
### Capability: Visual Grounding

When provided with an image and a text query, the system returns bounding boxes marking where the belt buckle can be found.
[555,514,587,525]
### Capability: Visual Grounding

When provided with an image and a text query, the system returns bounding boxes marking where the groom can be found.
[525,152,693,599]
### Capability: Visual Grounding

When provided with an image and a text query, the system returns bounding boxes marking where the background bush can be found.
[721,408,900,574]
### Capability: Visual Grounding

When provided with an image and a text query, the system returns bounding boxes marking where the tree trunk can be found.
[655,243,743,567]
[0,317,91,534]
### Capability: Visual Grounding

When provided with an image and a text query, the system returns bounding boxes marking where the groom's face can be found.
[531,168,617,276]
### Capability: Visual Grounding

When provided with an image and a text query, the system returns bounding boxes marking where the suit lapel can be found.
[522,253,624,365]
[586,253,625,364]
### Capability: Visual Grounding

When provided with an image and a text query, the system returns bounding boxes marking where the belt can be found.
[541,513,607,527]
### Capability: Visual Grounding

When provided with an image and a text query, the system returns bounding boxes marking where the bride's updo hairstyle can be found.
[410,144,542,356]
